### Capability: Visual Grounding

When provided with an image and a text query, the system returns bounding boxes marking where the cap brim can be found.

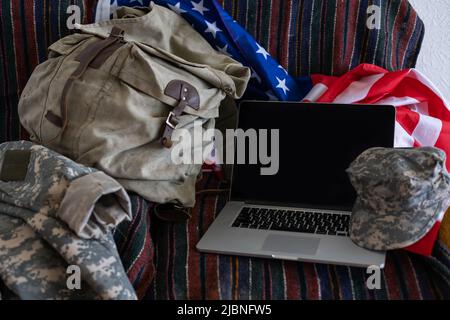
[350,198,443,251]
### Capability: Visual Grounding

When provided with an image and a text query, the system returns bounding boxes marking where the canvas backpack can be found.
[18,4,250,208]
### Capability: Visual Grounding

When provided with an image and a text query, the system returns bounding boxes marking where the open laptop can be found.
[197,101,396,268]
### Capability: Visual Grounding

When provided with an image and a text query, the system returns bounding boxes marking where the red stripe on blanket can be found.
[399,6,417,68]
[280,0,292,69]
[332,1,346,75]
[284,261,301,299]
[303,263,320,299]
[24,1,39,75]
[268,0,280,56]
[82,0,97,23]
[391,0,407,70]
[11,1,27,92]
[133,227,155,299]
[341,1,358,74]
[402,254,422,299]
[384,254,402,299]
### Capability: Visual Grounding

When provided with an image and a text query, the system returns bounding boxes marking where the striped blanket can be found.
[146,173,450,299]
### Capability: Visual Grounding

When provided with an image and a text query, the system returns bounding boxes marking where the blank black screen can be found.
[230,102,395,210]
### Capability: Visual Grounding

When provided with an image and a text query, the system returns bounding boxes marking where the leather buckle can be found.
[109,27,125,40]
[111,33,124,39]
[165,112,179,129]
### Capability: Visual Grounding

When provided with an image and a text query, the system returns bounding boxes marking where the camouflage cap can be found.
[347,147,450,251]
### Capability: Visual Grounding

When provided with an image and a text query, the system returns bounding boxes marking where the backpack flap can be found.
[74,3,250,100]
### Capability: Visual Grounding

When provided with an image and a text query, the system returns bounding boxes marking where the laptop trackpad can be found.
[262,234,320,256]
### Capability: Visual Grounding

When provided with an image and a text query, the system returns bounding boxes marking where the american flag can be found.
[305,63,450,256]
[96,0,450,255]
[306,63,450,169]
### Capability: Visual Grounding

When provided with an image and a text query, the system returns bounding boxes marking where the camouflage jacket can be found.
[0,141,136,300]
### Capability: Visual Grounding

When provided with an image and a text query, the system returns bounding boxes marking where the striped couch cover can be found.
[0,0,448,299]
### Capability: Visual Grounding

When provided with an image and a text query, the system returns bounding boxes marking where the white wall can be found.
[409,0,450,99]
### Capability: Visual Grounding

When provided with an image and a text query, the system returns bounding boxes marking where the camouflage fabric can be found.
[0,141,136,300]
[347,147,450,251]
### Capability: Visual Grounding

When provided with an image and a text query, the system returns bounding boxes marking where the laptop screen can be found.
[230,102,395,210]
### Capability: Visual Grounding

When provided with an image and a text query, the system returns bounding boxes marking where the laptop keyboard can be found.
[232,207,350,236]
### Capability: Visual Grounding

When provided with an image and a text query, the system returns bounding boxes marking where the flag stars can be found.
[256,43,270,60]
[168,2,187,15]
[276,77,290,95]
[217,44,231,56]
[191,0,210,15]
[204,20,222,39]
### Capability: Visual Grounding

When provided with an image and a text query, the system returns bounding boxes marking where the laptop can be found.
[197,101,395,268]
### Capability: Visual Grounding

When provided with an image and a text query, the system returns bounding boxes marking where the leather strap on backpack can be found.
[160,80,200,148]
[45,27,126,140]
[45,28,201,150]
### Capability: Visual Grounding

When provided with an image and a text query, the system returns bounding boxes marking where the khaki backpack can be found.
[19,4,250,208]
